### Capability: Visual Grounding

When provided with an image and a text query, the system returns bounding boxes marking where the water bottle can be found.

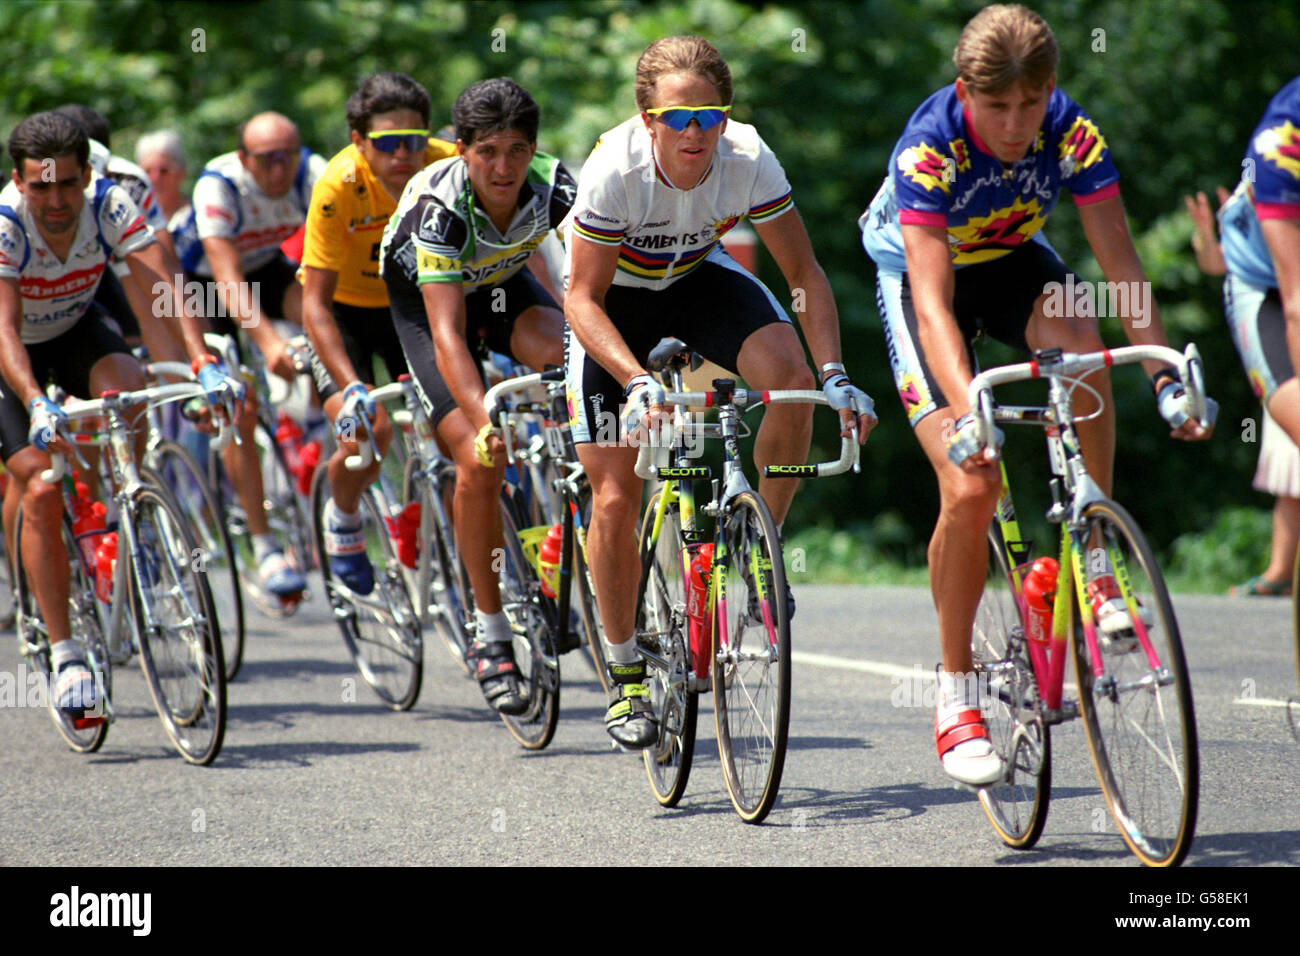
[296,438,321,495]
[537,524,563,599]
[95,532,118,605]
[395,501,421,570]
[1023,556,1059,647]
[71,481,107,573]
[687,544,714,674]
[276,412,303,481]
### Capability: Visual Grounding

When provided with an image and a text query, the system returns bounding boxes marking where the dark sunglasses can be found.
[247,148,299,169]
[367,129,430,153]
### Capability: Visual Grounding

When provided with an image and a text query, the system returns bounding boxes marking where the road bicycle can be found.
[310,379,423,710]
[139,357,246,681]
[481,368,607,748]
[970,344,1208,866]
[19,380,234,764]
[632,337,859,823]
[204,333,315,618]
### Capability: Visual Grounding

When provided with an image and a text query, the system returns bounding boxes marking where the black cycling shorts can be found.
[307,303,408,401]
[390,268,559,428]
[0,307,133,462]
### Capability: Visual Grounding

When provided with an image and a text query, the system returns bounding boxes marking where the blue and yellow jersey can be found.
[860,84,1119,273]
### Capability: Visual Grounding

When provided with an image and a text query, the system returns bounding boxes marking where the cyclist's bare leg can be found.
[1266,377,1300,449]
[507,305,565,372]
[223,387,271,537]
[734,321,814,527]
[575,442,642,648]
[8,447,71,643]
[439,407,505,615]
[914,407,1001,675]
[324,393,390,514]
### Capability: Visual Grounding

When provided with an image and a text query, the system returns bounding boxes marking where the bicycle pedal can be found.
[71,714,106,730]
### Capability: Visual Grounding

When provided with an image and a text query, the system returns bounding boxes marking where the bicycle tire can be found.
[127,481,226,765]
[496,487,560,750]
[402,453,476,674]
[14,508,110,753]
[149,439,245,681]
[637,489,697,807]
[573,484,610,690]
[1073,499,1197,867]
[208,416,311,618]
[0,492,15,631]
[712,490,790,824]
[311,465,422,711]
[972,524,1051,849]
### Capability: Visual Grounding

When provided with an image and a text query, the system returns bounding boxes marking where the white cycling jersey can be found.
[0,178,154,343]
[567,115,793,290]
[173,147,326,276]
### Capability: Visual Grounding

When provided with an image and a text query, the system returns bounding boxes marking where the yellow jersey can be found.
[301,139,455,307]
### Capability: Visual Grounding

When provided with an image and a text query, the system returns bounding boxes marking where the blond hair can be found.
[634,36,733,111]
[953,4,1058,93]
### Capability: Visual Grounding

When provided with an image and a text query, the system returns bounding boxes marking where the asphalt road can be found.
[3,584,1299,868]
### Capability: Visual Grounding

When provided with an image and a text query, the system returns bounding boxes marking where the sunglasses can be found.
[644,105,731,132]
[367,129,430,153]
[246,148,300,169]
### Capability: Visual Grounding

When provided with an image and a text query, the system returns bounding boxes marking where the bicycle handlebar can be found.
[966,343,1210,455]
[633,388,860,480]
[41,380,236,483]
[341,379,412,471]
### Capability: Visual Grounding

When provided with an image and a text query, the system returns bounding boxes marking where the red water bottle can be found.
[276,412,303,480]
[71,481,107,572]
[395,501,421,569]
[95,532,118,604]
[1023,556,1059,647]
[687,544,714,676]
[537,524,563,599]
[297,438,321,495]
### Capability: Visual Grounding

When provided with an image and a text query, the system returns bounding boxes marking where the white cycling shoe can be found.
[936,707,1005,787]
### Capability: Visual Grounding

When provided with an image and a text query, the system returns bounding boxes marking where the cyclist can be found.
[174,111,328,604]
[565,35,875,748]
[858,4,1213,786]
[300,72,454,595]
[380,77,573,715]
[0,111,238,721]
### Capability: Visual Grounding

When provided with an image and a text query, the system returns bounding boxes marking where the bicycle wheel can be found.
[209,416,312,618]
[149,439,245,681]
[14,509,110,753]
[311,465,422,711]
[637,489,697,807]
[496,487,560,750]
[1073,499,1197,867]
[972,525,1050,849]
[127,482,226,765]
[712,490,790,824]
[402,453,475,674]
[0,490,15,631]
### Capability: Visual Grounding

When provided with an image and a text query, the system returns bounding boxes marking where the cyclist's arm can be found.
[0,276,44,408]
[900,222,973,418]
[301,265,361,390]
[525,248,563,306]
[123,239,208,365]
[1077,195,1169,370]
[1261,216,1300,386]
[565,235,646,388]
[752,208,841,376]
[422,280,491,433]
[202,235,294,378]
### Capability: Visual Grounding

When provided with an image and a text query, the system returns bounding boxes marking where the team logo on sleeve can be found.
[949,196,1047,263]
[418,203,456,244]
[948,139,971,174]
[1255,120,1300,180]
[897,142,954,194]
[1058,116,1106,177]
